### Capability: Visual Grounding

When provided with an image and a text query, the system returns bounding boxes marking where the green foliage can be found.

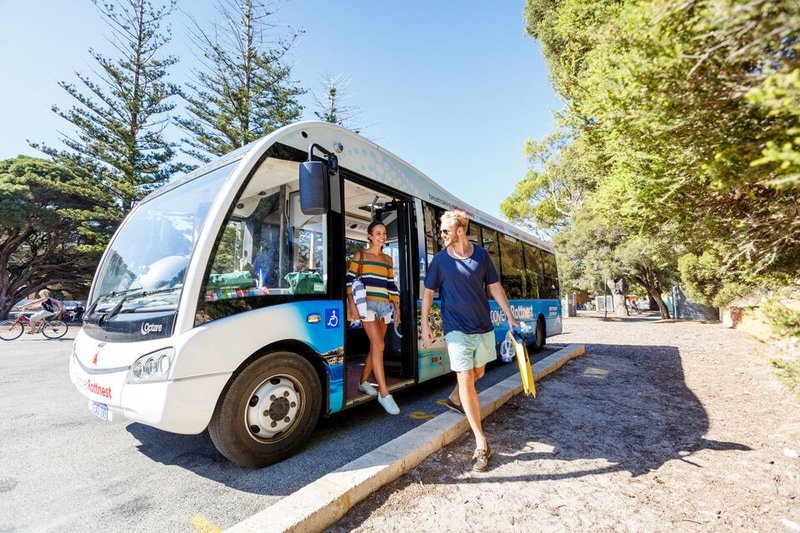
[761,290,800,339]
[501,131,598,231]
[513,0,800,305]
[770,358,800,402]
[747,68,800,188]
[32,0,184,217]
[0,157,99,316]
[554,205,676,316]
[677,252,726,305]
[678,251,755,307]
[176,0,304,162]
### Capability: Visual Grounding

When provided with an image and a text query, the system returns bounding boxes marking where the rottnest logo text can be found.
[82,379,112,399]
[491,305,534,324]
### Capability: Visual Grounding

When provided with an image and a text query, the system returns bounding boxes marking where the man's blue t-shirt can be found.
[424,245,499,335]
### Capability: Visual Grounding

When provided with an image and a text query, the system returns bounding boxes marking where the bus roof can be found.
[147,121,554,253]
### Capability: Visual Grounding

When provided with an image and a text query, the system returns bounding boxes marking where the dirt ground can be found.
[327,313,800,532]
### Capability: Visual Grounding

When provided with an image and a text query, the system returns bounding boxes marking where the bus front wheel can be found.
[209,352,322,468]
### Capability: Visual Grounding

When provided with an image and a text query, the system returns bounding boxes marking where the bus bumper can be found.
[69,352,230,434]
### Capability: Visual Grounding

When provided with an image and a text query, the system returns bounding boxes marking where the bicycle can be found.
[0,314,68,340]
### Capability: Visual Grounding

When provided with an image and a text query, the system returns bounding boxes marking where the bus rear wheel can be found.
[209,352,322,468]
[531,318,545,353]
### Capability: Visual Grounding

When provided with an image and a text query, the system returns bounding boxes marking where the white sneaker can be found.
[377,393,400,415]
[358,381,378,396]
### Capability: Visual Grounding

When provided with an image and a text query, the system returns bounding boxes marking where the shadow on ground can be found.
[483,342,750,481]
[124,362,526,495]
[355,342,750,495]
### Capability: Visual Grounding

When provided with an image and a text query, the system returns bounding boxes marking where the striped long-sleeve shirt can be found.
[346,251,399,305]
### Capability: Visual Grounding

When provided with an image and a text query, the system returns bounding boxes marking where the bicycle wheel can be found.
[0,320,24,340]
[42,320,68,339]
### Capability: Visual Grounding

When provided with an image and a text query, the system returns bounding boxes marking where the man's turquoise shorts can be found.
[444,330,496,372]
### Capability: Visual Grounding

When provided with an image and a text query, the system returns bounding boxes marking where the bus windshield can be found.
[91,162,235,312]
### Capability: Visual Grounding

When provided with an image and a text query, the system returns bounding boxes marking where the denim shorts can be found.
[363,300,394,323]
[444,330,497,372]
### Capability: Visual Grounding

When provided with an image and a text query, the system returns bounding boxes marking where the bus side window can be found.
[206,218,257,293]
[422,202,444,264]
[285,192,326,295]
[480,226,500,299]
[499,234,524,299]
[522,244,541,299]
[204,186,291,301]
[540,250,560,299]
[466,221,481,247]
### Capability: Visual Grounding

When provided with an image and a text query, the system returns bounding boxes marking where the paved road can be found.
[0,329,554,532]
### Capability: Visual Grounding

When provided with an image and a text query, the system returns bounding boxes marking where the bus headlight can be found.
[127,348,175,383]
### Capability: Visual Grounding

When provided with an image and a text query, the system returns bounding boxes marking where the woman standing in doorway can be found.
[346,221,402,415]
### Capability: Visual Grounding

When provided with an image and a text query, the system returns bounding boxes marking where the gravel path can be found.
[327,313,800,532]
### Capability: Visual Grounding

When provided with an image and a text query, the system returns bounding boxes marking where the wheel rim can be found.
[43,321,67,339]
[245,374,305,443]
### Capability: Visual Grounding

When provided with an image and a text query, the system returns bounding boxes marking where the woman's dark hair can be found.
[367,220,384,235]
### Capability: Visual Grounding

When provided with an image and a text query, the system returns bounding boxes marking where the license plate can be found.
[89,400,109,421]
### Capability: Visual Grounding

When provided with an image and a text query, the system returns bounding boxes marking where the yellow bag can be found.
[507,330,536,397]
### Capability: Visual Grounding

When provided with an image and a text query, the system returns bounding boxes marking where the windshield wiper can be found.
[85,287,145,318]
[99,286,181,323]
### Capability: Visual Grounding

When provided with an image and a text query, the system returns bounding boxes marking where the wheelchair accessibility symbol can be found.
[325,308,339,328]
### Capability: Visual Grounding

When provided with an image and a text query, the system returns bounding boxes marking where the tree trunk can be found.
[631,273,672,319]
[607,278,628,316]
[647,287,671,319]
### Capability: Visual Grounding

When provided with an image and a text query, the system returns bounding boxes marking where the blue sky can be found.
[0,0,561,222]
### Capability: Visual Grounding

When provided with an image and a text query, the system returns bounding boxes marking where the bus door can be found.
[342,180,414,404]
[373,199,414,380]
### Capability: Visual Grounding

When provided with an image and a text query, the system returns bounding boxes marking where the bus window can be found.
[499,234,524,299]
[540,250,560,299]
[481,226,500,299]
[466,220,481,246]
[422,203,444,265]
[286,193,326,294]
[522,244,541,299]
[202,166,328,307]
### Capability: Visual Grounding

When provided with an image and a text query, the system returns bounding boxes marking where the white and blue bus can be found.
[69,122,562,468]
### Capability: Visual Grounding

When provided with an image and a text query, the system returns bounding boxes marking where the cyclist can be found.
[19,289,63,334]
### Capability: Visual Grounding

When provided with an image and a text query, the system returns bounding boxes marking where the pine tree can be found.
[312,72,363,133]
[31,0,183,224]
[176,0,305,163]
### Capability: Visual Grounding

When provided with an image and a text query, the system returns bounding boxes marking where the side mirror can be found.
[299,161,330,215]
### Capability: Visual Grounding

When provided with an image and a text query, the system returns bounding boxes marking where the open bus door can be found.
[372,199,415,380]
[341,181,415,405]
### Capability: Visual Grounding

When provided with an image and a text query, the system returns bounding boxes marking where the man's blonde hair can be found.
[441,210,469,230]
[39,289,50,298]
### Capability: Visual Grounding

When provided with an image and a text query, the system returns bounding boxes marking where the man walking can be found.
[421,210,519,472]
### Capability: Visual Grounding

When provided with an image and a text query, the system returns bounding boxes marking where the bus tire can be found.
[531,318,545,353]
[209,352,322,468]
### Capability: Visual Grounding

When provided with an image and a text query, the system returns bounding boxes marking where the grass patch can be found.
[770,358,800,402]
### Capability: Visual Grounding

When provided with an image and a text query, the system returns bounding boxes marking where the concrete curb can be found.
[226,343,586,533]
